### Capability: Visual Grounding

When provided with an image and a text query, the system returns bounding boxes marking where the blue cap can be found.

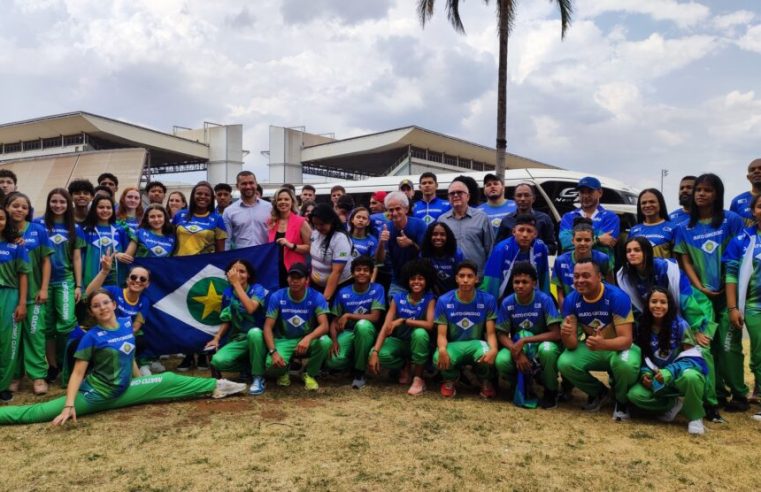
[577,176,601,190]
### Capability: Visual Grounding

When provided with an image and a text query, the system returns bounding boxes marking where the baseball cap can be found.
[577,176,602,190]
[398,179,414,190]
[371,191,387,202]
[483,173,502,185]
[287,263,309,278]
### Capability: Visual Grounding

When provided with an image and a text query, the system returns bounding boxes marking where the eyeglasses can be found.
[448,190,468,197]
[129,274,148,283]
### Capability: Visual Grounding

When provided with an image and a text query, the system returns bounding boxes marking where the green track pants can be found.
[325,320,377,372]
[746,310,761,393]
[627,368,705,421]
[557,343,641,404]
[15,302,48,380]
[711,299,748,401]
[0,373,216,425]
[433,340,492,381]
[0,288,21,392]
[210,329,263,373]
[495,337,561,392]
[248,329,331,377]
[377,329,431,369]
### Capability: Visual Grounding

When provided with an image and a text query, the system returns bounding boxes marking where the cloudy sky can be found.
[1,0,759,209]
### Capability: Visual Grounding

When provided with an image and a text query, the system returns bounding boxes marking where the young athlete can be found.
[482,214,550,299]
[37,188,85,384]
[5,192,54,395]
[325,255,386,389]
[627,288,707,435]
[115,186,143,236]
[433,260,499,398]
[349,207,378,258]
[420,222,463,295]
[166,191,188,221]
[80,195,131,289]
[0,207,30,402]
[557,259,641,421]
[125,204,177,258]
[205,259,268,394]
[629,188,676,259]
[0,289,246,426]
[673,173,747,418]
[173,181,227,256]
[249,263,332,392]
[724,192,761,410]
[368,259,436,395]
[495,262,562,409]
[552,219,612,307]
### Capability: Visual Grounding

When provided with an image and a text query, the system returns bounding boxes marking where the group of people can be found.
[0,158,758,435]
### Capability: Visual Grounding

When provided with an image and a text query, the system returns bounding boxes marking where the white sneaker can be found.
[659,397,684,423]
[688,419,705,435]
[149,361,166,373]
[751,412,761,422]
[212,379,247,399]
[612,402,630,421]
[139,365,152,377]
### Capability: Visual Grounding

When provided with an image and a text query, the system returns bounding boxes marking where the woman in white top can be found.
[308,203,353,303]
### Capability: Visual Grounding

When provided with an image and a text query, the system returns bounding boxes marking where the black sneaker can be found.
[45,365,60,384]
[540,390,558,409]
[0,390,12,403]
[705,406,727,423]
[177,354,193,372]
[196,354,209,370]
[724,397,750,412]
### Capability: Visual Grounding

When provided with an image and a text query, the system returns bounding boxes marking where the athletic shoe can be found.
[9,380,19,392]
[407,377,426,396]
[705,406,727,424]
[196,354,209,370]
[479,380,496,399]
[351,374,366,390]
[249,376,265,396]
[659,397,684,423]
[398,364,412,385]
[45,365,60,384]
[688,419,705,435]
[0,390,12,403]
[149,361,166,373]
[612,402,630,421]
[724,397,750,412]
[139,365,152,377]
[276,373,291,387]
[33,379,48,395]
[303,374,319,391]
[540,390,558,409]
[751,412,761,422]
[749,388,760,404]
[177,355,193,372]
[212,379,247,399]
[582,388,610,411]
[440,381,456,398]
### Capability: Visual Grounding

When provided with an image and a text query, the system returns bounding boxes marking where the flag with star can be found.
[133,243,279,356]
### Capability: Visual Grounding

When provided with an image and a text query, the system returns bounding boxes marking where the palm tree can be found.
[418,0,572,179]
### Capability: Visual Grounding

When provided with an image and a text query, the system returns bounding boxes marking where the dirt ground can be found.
[2,360,760,492]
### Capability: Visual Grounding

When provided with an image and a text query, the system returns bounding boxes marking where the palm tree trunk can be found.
[495,0,509,179]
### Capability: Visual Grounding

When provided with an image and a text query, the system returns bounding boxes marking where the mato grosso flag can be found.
[134,243,279,356]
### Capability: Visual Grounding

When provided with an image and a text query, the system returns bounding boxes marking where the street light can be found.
[660,169,669,193]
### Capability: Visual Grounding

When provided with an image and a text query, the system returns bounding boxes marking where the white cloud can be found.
[577,0,711,29]
[713,10,755,31]
[737,24,761,53]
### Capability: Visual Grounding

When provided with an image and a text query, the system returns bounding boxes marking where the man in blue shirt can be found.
[478,173,516,238]
[557,259,641,421]
[730,158,761,226]
[669,175,696,226]
[558,176,620,271]
[412,172,451,225]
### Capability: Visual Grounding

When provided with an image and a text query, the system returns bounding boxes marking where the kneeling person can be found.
[325,256,386,389]
[251,263,331,392]
[557,259,641,420]
[495,261,561,408]
[433,260,498,398]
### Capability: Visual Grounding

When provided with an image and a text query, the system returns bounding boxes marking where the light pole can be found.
[660,169,669,193]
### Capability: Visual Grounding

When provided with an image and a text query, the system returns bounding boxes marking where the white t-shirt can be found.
[309,231,353,286]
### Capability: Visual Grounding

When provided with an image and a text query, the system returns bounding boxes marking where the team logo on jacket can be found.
[288,315,305,327]
[187,225,202,233]
[701,240,718,254]
[93,237,114,248]
[519,319,533,330]
[151,245,168,256]
[456,318,473,330]
[119,342,135,354]
[355,306,368,314]
[49,233,67,245]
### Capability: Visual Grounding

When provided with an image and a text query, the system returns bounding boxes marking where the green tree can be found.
[418,0,572,179]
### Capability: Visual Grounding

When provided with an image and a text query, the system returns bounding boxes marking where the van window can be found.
[540,180,630,217]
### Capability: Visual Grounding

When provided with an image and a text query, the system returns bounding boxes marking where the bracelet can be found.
[728,307,739,311]
[290,242,297,251]
[75,285,81,288]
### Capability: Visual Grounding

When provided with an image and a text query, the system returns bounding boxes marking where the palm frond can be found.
[417,0,435,27]
[446,0,466,34]
[554,0,573,38]
[494,0,516,36]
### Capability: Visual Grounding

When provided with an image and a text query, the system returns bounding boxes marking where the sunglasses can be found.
[129,274,148,283]
[448,190,468,197]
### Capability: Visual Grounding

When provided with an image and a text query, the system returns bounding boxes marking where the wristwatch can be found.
[268,348,277,355]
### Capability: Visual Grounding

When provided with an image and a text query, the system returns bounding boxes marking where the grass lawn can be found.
[2,360,760,491]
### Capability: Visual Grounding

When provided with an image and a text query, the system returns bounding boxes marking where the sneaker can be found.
[33,379,48,395]
[45,365,60,384]
[0,390,12,403]
[749,388,760,404]
[479,379,496,399]
[705,406,727,424]
[303,374,319,391]
[724,397,750,412]
[612,402,631,421]
[440,381,456,398]
[540,390,558,409]
[149,361,166,373]
[752,412,761,422]
[9,380,20,392]
[688,419,705,435]
[276,373,291,387]
[351,374,366,390]
[582,388,610,411]
[249,376,265,396]
[398,364,412,385]
[212,379,247,399]
[407,376,426,396]
[196,354,209,370]
[177,355,193,372]
[139,365,152,377]
[659,397,684,423]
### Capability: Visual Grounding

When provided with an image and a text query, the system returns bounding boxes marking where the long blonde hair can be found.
[269,187,299,228]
